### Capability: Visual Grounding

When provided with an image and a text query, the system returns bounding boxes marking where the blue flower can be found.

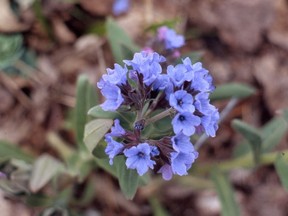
[170,151,198,176]
[113,0,130,16]
[105,136,124,165]
[183,60,214,92]
[158,164,173,180]
[100,83,124,111]
[171,132,194,152]
[167,64,187,87]
[172,112,201,136]
[102,64,127,85]
[124,52,165,86]
[105,119,125,138]
[157,26,185,50]
[194,92,214,115]
[169,90,195,113]
[124,143,156,176]
[201,107,219,137]
[152,74,169,90]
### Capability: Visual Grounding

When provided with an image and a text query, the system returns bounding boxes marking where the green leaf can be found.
[115,156,140,199]
[232,120,262,164]
[88,105,120,119]
[211,170,240,216]
[0,179,29,195]
[66,152,94,181]
[0,33,24,70]
[88,105,135,129]
[233,116,288,158]
[83,119,113,153]
[75,75,98,149]
[149,197,170,216]
[144,19,179,32]
[106,17,140,63]
[29,154,64,192]
[0,140,34,163]
[26,194,54,207]
[210,83,256,101]
[92,139,108,158]
[275,153,288,191]
[261,118,288,152]
[94,158,117,178]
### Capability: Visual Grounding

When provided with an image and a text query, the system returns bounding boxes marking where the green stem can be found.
[144,91,163,117]
[145,108,173,126]
[193,150,288,175]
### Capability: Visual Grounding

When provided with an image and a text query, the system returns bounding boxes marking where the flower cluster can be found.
[98,51,219,180]
[157,26,185,50]
[143,26,185,60]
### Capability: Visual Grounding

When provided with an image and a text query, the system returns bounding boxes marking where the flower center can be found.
[177,99,183,106]
[137,152,145,158]
[179,115,185,122]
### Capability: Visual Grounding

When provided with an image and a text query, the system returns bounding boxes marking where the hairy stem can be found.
[145,108,174,126]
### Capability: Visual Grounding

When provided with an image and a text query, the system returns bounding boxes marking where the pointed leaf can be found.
[88,105,135,129]
[95,158,117,178]
[29,154,64,192]
[261,118,288,152]
[232,120,262,163]
[0,140,34,163]
[0,33,24,70]
[114,156,139,199]
[210,83,256,101]
[233,115,288,157]
[106,17,140,63]
[149,197,169,216]
[275,153,288,191]
[211,170,240,216]
[92,139,107,158]
[83,119,113,153]
[75,75,98,150]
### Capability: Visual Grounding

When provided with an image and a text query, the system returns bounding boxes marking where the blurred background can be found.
[0,0,288,215]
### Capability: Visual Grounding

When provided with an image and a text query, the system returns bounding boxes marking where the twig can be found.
[0,72,31,109]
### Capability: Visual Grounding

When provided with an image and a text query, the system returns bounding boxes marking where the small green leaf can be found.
[211,170,240,216]
[0,179,29,195]
[95,158,117,178]
[0,33,24,70]
[29,154,64,192]
[275,153,288,191]
[210,83,256,101]
[88,105,135,128]
[66,152,94,181]
[75,75,98,149]
[83,119,113,153]
[261,118,287,152]
[26,194,54,207]
[115,156,139,199]
[92,139,108,158]
[149,197,170,216]
[88,105,120,119]
[232,120,262,164]
[233,115,288,157]
[0,140,34,163]
[144,19,179,32]
[106,17,140,63]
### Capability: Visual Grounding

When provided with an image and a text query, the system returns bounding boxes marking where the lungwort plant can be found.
[0,18,288,215]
